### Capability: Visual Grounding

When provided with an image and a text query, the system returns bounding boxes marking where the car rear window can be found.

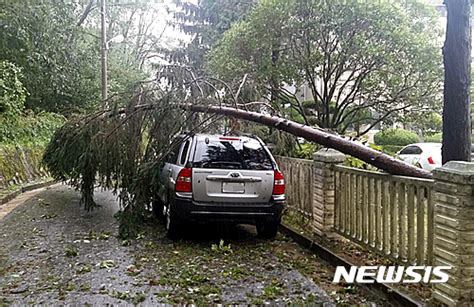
[192,138,273,170]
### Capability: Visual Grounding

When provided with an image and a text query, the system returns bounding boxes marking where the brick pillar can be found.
[312,148,345,236]
[432,161,474,306]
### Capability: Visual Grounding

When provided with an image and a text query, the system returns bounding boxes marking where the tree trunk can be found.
[270,47,280,107]
[442,0,472,163]
[188,105,433,179]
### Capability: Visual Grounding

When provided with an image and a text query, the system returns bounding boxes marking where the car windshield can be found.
[192,138,273,170]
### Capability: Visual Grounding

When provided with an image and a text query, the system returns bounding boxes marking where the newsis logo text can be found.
[333,266,451,284]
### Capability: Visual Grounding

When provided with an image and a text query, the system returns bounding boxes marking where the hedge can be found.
[423,133,474,144]
[424,132,442,143]
[374,128,420,146]
[381,145,404,155]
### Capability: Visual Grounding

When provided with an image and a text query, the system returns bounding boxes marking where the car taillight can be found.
[273,170,285,195]
[175,167,192,193]
[427,156,435,165]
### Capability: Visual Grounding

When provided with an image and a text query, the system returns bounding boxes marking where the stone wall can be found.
[0,144,48,189]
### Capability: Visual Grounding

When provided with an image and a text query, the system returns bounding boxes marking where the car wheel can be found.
[165,204,181,239]
[256,221,279,239]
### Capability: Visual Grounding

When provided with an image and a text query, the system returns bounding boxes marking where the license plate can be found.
[222,182,245,193]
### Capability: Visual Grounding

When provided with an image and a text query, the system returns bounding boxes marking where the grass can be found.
[64,245,78,257]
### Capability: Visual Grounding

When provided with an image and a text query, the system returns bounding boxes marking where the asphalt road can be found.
[0,184,381,305]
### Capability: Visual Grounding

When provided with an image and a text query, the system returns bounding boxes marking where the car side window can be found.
[400,146,422,155]
[179,140,190,165]
[166,147,179,164]
[166,138,183,164]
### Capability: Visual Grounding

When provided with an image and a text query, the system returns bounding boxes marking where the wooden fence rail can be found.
[333,165,434,265]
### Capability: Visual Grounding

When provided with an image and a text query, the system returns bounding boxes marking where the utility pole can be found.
[100,0,108,109]
[442,0,472,163]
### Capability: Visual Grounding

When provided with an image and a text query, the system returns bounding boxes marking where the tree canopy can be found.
[0,61,27,117]
[1,1,99,113]
[207,0,443,135]
[164,0,255,71]
[0,0,160,114]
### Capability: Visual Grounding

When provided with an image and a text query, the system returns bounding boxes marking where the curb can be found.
[0,180,58,206]
[279,223,423,307]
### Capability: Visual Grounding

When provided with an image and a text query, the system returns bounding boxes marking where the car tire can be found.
[166,204,182,239]
[256,221,279,239]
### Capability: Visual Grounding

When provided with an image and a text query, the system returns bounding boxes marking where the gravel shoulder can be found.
[0,185,384,305]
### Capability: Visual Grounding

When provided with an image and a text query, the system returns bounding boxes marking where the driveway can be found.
[0,184,380,305]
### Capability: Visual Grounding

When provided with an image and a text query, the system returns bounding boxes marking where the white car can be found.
[396,143,442,171]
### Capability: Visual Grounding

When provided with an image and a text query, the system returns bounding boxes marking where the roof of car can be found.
[193,134,258,141]
[404,142,441,148]
[404,143,474,152]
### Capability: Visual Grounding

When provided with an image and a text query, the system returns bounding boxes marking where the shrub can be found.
[344,156,368,169]
[0,61,27,117]
[381,145,404,155]
[0,111,65,145]
[294,143,319,159]
[423,133,474,144]
[344,144,385,170]
[374,128,420,146]
[424,132,442,143]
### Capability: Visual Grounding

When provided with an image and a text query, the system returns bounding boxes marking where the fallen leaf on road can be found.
[98,259,115,269]
[126,264,141,276]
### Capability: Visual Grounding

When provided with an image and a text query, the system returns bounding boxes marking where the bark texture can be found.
[442,0,472,163]
[188,105,433,179]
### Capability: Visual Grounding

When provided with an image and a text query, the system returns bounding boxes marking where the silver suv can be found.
[154,134,285,239]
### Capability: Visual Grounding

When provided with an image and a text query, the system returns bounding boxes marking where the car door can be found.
[160,138,183,193]
[170,137,192,183]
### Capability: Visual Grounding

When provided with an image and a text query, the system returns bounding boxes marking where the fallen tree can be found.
[109,102,432,178]
[43,92,432,237]
[187,104,432,179]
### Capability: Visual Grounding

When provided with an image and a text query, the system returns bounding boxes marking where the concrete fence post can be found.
[312,148,345,236]
[432,161,474,306]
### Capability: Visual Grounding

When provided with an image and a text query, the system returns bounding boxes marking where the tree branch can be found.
[76,0,95,27]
